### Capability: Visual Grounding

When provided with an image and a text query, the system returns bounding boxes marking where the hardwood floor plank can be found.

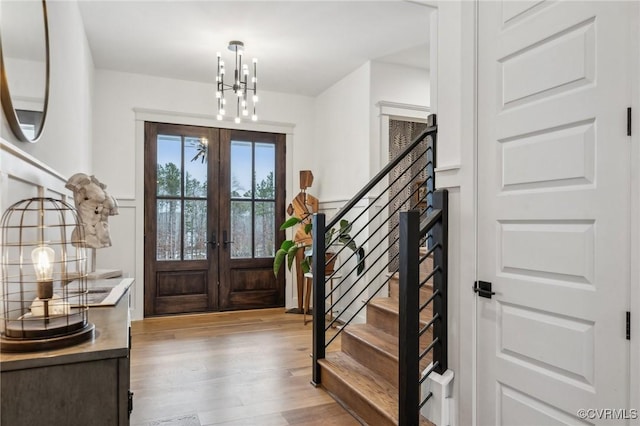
[282,402,361,426]
[199,395,335,425]
[129,309,355,426]
[214,413,289,426]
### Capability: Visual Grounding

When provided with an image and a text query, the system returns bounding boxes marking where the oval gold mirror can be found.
[0,0,50,143]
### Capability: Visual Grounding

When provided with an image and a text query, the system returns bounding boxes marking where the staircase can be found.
[317,249,435,426]
[309,114,447,426]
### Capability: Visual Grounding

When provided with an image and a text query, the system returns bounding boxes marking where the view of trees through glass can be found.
[155,135,276,261]
[230,141,276,259]
[156,135,208,261]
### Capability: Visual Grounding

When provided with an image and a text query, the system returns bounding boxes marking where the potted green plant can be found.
[273,217,365,277]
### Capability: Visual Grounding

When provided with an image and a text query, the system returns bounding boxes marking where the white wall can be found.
[92,69,316,320]
[1,0,94,180]
[340,2,477,426]
[312,62,371,202]
[432,2,483,426]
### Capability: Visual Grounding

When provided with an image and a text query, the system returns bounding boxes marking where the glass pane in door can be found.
[229,138,278,260]
[184,137,209,197]
[184,200,207,260]
[156,134,209,262]
[157,135,182,197]
[230,200,252,258]
[157,199,181,260]
[230,141,253,198]
[254,143,275,199]
[254,201,275,258]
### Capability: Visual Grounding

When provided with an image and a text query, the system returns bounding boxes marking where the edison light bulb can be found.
[32,246,54,282]
[32,245,55,300]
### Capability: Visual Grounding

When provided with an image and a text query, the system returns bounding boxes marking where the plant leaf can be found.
[274,240,297,276]
[280,239,295,252]
[340,239,357,253]
[339,219,352,234]
[301,258,311,274]
[273,248,288,277]
[356,247,365,275]
[304,223,313,235]
[280,217,301,230]
[287,245,299,270]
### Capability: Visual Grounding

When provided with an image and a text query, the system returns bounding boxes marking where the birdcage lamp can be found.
[0,197,94,352]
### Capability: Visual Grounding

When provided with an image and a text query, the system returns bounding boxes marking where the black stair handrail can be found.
[398,189,448,426]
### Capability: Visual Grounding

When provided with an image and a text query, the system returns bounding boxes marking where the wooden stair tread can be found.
[320,352,399,424]
[390,272,434,289]
[368,297,398,312]
[345,323,399,359]
[389,277,433,302]
[342,319,432,380]
[369,297,433,322]
[319,352,436,426]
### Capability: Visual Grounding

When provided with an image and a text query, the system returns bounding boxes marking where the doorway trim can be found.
[131,108,295,320]
[376,101,430,176]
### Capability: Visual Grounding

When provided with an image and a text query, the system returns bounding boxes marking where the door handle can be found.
[473,280,495,299]
[206,231,218,249]
[223,230,234,248]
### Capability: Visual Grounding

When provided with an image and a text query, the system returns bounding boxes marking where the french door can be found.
[144,123,285,316]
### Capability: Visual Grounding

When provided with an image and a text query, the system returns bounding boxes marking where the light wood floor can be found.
[130,308,360,426]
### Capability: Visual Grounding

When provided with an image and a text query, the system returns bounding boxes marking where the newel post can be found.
[311,212,326,386]
[398,210,420,426]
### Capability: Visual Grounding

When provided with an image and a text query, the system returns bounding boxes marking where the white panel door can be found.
[477,1,632,424]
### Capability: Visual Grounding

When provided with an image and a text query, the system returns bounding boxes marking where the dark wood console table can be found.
[1,279,133,425]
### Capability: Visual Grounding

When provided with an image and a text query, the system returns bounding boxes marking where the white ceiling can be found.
[77,1,432,97]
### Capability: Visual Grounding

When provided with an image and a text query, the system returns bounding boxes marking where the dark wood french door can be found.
[144,122,285,316]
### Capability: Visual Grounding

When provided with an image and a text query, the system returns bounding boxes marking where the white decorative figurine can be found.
[66,173,119,248]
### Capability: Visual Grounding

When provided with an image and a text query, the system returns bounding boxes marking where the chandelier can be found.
[216,40,258,123]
